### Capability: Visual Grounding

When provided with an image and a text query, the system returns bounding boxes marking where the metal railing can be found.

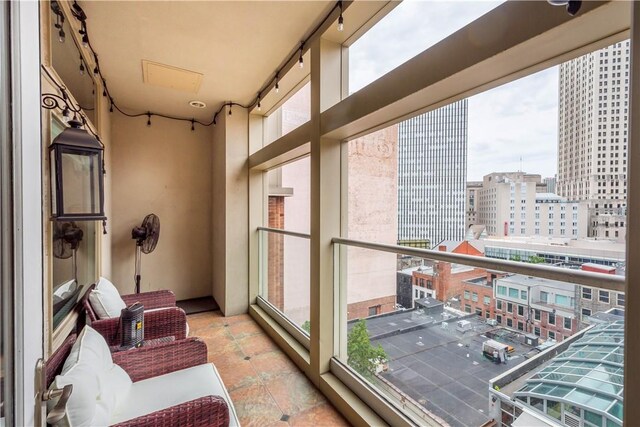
[257,226,310,240]
[332,237,625,292]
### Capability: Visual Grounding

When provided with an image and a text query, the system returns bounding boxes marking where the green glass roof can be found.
[514,321,625,423]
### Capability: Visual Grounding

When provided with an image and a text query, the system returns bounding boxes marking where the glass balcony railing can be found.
[257,227,311,346]
[331,237,625,427]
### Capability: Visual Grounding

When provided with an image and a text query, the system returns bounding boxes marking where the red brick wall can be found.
[267,196,285,310]
[347,295,396,321]
[413,264,488,302]
[460,283,495,317]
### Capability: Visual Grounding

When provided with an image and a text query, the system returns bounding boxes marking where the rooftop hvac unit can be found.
[487,319,498,326]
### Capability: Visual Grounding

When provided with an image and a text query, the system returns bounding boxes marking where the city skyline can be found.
[350,0,559,181]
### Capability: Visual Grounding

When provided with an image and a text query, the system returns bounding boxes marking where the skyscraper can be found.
[398,99,468,248]
[557,41,629,242]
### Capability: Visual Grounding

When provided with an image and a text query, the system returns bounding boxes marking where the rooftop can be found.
[366,311,534,427]
[496,274,575,292]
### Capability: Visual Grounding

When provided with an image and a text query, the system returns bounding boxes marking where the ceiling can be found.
[80,1,335,121]
[79,1,397,122]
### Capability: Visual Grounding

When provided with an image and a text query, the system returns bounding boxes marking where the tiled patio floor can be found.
[188,311,351,427]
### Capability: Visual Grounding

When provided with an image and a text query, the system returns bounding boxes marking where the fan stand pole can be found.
[134,244,142,294]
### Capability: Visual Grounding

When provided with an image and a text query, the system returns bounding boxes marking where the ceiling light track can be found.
[66,0,348,131]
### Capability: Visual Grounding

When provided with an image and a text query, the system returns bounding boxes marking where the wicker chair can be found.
[83,283,177,322]
[82,284,188,347]
[45,333,233,427]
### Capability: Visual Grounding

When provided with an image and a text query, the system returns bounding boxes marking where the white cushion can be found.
[50,327,132,427]
[99,364,132,413]
[110,364,239,426]
[61,327,113,375]
[49,364,110,427]
[89,277,126,319]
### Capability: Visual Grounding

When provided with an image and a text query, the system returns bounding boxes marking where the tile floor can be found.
[188,311,351,427]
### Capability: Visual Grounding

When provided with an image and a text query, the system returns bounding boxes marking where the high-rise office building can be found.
[557,41,630,242]
[398,99,468,248]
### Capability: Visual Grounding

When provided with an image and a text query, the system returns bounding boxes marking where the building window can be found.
[540,291,549,303]
[534,309,541,321]
[475,308,483,316]
[472,292,478,302]
[426,280,433,289]
[564,317,572,330]
[582,287,592,300]
[509,288,519,298]
[484,296,491,305]
[534,326,541,336]
[581,308,592,319]
[465,304,472,313]
[518,305,524,316]
[496,300,503,310]
[497,315,502,324]
[548,331,556,340]
[464,290,470,300]
[520,290,527,300]
[548,312,556,325]
[497,285,507,296]
[599,290,610,303]
[507,302,513,313]
[507,318,513,328]
[517,321,524,331]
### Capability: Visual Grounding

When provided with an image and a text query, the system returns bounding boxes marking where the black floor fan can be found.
[131,213,160,293]
[53,221,84,281]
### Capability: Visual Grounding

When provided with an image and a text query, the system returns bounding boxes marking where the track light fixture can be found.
[61,0,345,130]
[298,42,304,68]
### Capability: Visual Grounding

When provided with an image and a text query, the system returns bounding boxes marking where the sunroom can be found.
[1,0,638,426]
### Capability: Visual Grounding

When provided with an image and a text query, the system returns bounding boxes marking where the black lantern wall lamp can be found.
[42,92,106,227]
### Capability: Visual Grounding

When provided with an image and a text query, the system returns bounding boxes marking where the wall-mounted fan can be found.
[131,213,160,293]
[53,220,84,261]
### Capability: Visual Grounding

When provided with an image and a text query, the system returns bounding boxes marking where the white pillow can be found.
[49,327,132,426]
[99,364,132,413]
[89,277,126,319]
[62,326,113,375]
[49,364,109,427]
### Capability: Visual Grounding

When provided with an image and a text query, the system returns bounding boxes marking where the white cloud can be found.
[350,0,559,182]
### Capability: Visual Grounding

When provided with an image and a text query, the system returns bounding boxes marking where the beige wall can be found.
[110,112,212,300]
[346,126,398,313]
[211,106,250,316]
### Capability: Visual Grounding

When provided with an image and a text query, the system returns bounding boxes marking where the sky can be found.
[349,0,559,181]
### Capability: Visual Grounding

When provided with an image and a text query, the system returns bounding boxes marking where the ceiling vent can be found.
[142,60,203,93]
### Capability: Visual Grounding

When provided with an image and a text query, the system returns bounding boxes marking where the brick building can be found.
[460,271,506,318]
[494,275,579,341]
[411,240,488,305]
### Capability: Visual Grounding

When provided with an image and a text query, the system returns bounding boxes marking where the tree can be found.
[347,319,388,380]
[301,320,311,334]
[509,254,522,262]
[528,255,545,264]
